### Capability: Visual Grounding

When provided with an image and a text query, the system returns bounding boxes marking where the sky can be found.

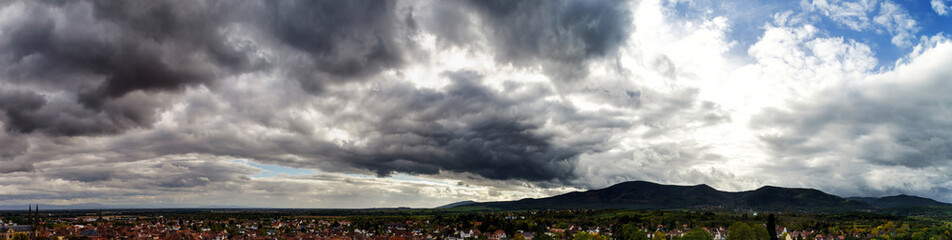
[0,0,951,209]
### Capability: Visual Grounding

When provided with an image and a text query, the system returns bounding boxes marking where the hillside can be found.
[449,181,948,212]
[475,181,734,210]
[436,201,478,209]
[849,194,952,208]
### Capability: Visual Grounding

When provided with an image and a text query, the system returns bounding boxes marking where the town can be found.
[2,207,950,240]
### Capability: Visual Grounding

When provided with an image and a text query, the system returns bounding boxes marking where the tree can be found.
[631,230,650,240]
[535,233,555,240]
[753,224,769,240]
[573,232,607,240]
[727,222,756,240]
[514,233,526,240]
[652,230,667,240]
[681,229,714,240]
[622,223,649,240]
[767,214,778,240]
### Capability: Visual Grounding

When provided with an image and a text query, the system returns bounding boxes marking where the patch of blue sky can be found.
[390,173,452,185]
[667,0,801,62]
[893,0,952,42]
[810,14,900,65]
[668,0,951,69]
[237,160,316,178]
[806,0,951,67]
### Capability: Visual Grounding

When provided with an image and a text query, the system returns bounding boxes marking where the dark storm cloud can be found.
[351,119,578,181]
[265,0,412,93]
[103,71,595,182]
[427,0,633,81]
[0,91,170,136]
[0,0,636,184]
[25,68,624,184]
[0,89,46,124]
[0,0,258,136]
[469,0,631,57]
[0,0,412,135]
[348,71,579,180]
[0,0,629,135]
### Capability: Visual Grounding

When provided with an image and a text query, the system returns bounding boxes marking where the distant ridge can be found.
[454,181,950,212]
[436,200,477,209]
[0,203,253,210]
[849,194,952,208]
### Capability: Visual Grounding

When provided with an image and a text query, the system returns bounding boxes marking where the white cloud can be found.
[873,1,918,47]
[806,0,879,31]
[751,35,952,200]
[933,0,951,15]
[806,0,919,47]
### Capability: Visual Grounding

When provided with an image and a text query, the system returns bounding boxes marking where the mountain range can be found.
[443,181,952,212]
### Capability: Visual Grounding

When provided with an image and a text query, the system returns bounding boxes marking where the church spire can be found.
[33,204,38,239]
[27,203,34,240]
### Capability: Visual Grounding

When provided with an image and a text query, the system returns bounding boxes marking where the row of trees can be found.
[609,225,717,240]
[614,214,781,240]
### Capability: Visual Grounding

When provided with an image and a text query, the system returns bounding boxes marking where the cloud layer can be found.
[1,0,952,207]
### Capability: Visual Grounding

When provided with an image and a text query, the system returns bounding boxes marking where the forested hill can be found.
[848,195,952,208]
[447,181,950,212]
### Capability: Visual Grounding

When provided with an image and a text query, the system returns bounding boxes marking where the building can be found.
[0,225,32,240]
[0,204,40,240]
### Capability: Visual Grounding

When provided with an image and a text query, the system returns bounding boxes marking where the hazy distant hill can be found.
[0,203,115,211]
[451,181,949,212]
[0,203,253,210]
[849,194,952,208]
[436,201,478,209]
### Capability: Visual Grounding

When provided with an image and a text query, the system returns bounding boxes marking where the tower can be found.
[27,204,35,240]
[33,204,38,239]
